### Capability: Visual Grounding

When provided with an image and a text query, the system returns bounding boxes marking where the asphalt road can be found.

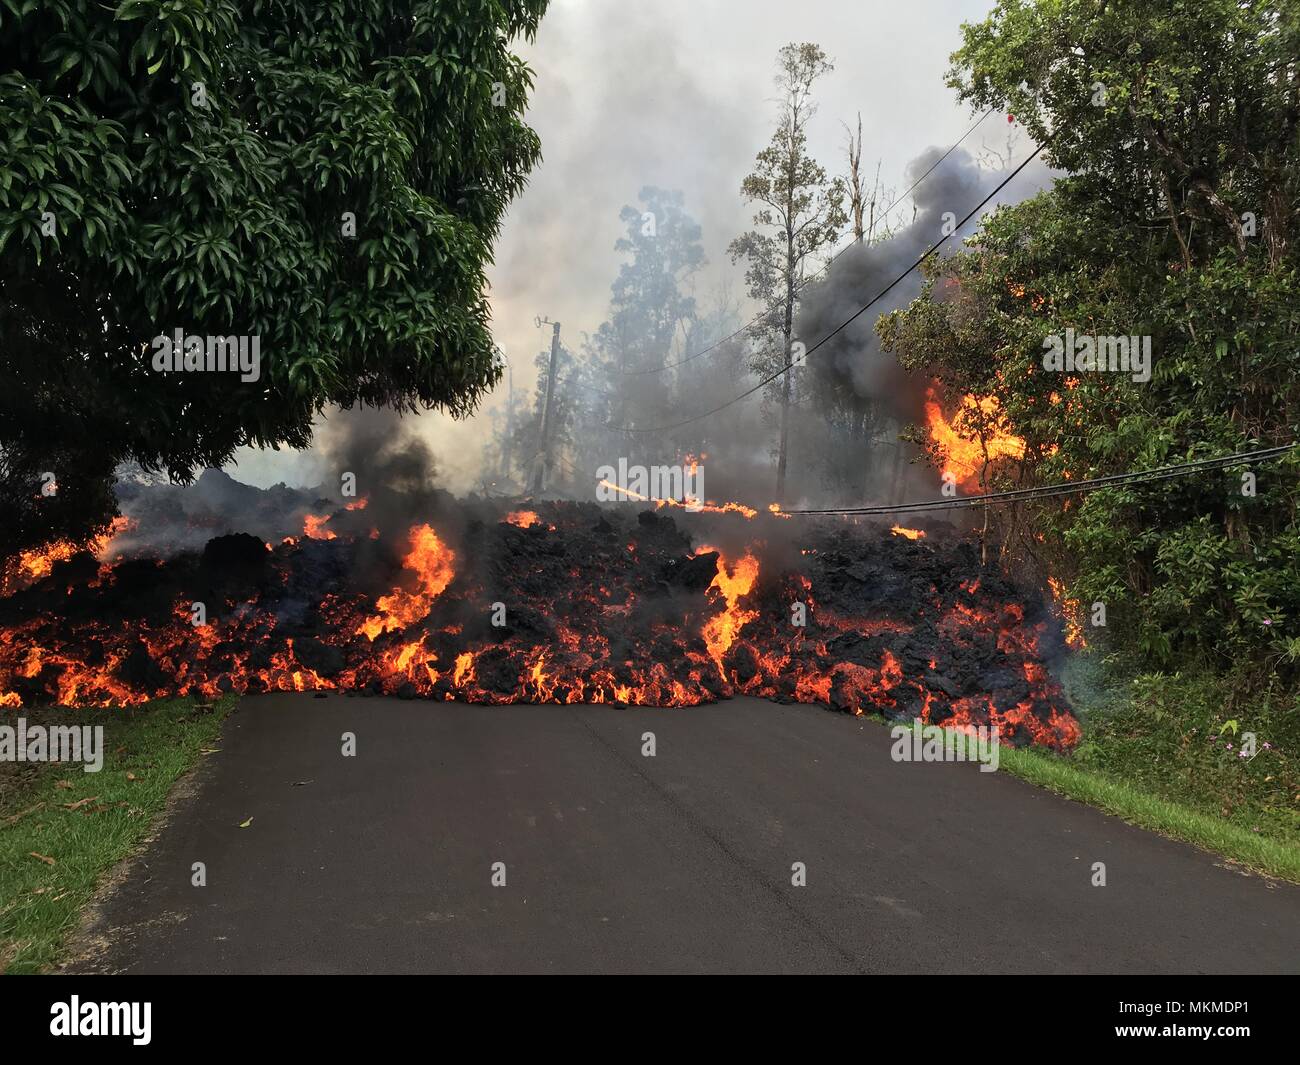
[66,693,1300,974]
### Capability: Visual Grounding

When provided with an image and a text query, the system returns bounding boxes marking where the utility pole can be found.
[493,347,513,484]
[530,317,561,495]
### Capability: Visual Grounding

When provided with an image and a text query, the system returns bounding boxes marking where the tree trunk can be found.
[777,230,795,502]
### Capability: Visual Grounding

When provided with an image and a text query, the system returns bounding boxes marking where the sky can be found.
[227,0,1009,493]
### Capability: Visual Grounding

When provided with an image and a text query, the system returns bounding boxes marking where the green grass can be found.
[878,656,1300,882]
[1061,657,1300,841]
[994,741,1300,882]
[0,696,233,974]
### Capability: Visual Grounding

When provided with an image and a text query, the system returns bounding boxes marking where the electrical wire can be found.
[618,107,999,378]
[606,144,1043,434]
[779,444,1296,516]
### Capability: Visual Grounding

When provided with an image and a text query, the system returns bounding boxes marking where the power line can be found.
[607,143,1043,435]
[779,444,1296,516]
[618,107,999,378]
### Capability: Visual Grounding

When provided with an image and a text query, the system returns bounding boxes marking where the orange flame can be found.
[924,387,1024,489]
[357,524,456,640]
[1048,577,1086,650]
[303,513,337,540]
[2,516,132,597]
[700,549,760,681]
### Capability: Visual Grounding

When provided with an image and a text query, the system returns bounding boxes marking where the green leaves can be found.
[0,0,551,554]
[885,0,1300,676]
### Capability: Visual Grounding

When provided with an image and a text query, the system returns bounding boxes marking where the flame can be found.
[700,549,760,680]
[453,651,476,687]
[1007,280,1046,310]
[1048,576,1086,649]
[596,479,763,520]
[924,386,1024,489]
[0,505,1081,750]
[357,524,456,640]
[2,516,132,597]
[303,513,337,540]
[891,525,926,540]
[505,510,541,528]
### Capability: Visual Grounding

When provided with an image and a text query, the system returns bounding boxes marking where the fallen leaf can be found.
[4,802,44,826]
[126,772,136,781]
[290,780,314,787]
[54,780,73,790]
[29,852,55,866]
[62,796,100,811]
[239,817,253,828]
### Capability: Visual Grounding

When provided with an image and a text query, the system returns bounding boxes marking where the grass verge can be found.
[993,742,1300,882]
[0,696,233,974]
[877,656,1300,882]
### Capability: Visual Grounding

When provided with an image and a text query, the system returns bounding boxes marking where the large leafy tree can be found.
[880,0,1300,670]
[0,0,548,555]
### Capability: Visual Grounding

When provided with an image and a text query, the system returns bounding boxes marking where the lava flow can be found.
[0,494,1080,751]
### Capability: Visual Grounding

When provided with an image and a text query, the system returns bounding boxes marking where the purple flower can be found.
[1264,742,1272,750]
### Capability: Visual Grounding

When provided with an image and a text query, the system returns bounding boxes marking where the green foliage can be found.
[0,696,233,973]
[879,0,1300,672]
[1067,665,1300,846]
[0,0,549,554]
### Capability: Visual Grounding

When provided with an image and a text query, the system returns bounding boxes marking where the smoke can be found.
[214,146,1055,519]
[799,144,1053,414]
[797,146,981,421]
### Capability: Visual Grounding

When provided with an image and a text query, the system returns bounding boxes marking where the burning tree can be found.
[881,0,1300,672]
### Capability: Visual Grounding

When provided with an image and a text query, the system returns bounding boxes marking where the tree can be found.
[599,188,704,443]
[582,187,703,475]
[729,43,846,501]
[880,0,1300,670]
[0,0,549,556]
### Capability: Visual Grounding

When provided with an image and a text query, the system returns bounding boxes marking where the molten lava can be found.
[356,524,456,640]
[699,547,760,680]
[0,501,1081,752]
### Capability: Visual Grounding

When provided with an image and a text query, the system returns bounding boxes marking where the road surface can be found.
[65,694,1300,974]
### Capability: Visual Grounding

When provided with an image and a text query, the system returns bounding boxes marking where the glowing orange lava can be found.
[357,524,456,640]
[700,548,760,680]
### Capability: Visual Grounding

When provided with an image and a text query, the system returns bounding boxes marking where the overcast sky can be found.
[229,0,1007,492]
